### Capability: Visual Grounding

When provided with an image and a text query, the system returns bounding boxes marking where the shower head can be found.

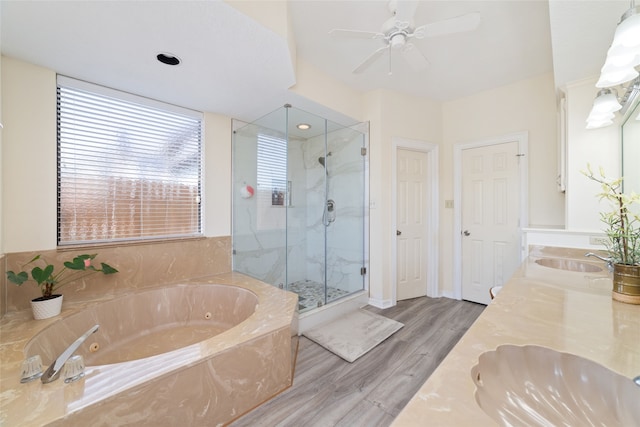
[318,152,332,168]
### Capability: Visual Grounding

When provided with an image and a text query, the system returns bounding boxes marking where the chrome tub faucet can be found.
[41,324,99,384]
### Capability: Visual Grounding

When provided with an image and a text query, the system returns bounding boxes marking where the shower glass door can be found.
[324,124,366,305]
[232,105,366,313]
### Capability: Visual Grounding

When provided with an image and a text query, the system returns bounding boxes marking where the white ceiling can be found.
[290,0,555,101]
[0,0,632,124]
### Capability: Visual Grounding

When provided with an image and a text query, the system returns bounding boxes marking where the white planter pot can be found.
[30,294,63,320]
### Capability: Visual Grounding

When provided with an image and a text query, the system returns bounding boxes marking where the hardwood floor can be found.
[230,296,485,427]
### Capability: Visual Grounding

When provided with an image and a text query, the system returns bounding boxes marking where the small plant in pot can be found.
[583,165,640,304]
[6,253,118,319]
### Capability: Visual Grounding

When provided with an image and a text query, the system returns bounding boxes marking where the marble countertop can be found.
[391,246,640,426]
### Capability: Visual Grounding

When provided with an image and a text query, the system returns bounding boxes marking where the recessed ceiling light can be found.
[156,53,181,66]
[297,123,311,130]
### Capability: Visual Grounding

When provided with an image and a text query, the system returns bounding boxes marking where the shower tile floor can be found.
[288,280,349,312]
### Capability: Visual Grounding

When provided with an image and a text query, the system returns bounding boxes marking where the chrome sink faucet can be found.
[41,324,99,384]
[585,252,614,272]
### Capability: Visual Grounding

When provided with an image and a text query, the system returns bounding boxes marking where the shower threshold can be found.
[288,280,350,313]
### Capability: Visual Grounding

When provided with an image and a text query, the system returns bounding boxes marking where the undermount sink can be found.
[471,345,640,427]
[535,257,603,272]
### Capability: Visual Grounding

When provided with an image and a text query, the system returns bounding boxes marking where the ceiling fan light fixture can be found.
[390,33,406,49]
[330,3,479,75]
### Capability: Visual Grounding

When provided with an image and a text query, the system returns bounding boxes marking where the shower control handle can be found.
[327,199,335,212]
[396,230,402,236]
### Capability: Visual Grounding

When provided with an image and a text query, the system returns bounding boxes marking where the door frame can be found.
[392,137,439,304]
[452,131,529,300]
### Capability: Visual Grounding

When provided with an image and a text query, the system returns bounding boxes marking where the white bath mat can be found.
[303,309,404,363]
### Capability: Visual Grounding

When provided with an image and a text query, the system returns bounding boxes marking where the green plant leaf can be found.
[7,270,28,285]
[31,265,54,285]
[65,254,98,270]
[100,263,118,274]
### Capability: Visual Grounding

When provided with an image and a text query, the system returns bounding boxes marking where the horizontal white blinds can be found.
[57,77,203,245]
[256,133,287,203]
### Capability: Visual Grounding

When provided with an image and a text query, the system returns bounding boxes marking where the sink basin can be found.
[535,257,603,272]
[471,345,640,427]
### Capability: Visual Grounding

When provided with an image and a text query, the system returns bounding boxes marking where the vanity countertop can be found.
[391,246,640,426]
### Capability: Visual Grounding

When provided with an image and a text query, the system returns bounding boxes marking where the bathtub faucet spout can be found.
[41,324,99,384]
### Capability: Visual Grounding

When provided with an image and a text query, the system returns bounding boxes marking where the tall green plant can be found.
[583,165,640,266]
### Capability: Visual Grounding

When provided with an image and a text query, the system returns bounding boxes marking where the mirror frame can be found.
[621,91,640,195]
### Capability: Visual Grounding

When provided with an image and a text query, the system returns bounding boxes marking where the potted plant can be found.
[6,253,118,319]
[584,165,640,304]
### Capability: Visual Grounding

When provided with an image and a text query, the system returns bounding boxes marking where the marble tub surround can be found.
[392,246,640,426]
[0,253,6,318]
[3,236,231,313]
[0,272,298,427]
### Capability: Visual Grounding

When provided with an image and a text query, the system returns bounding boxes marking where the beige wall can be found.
[564,77,621,230]
[2,56,57,253]
[440,73,563,296]
[289,58,365,122]
[365,89,442,305]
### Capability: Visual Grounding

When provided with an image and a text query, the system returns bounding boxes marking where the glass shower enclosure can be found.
[232,105,367,312]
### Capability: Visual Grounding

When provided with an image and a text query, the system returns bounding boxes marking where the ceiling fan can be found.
[329,0,481,75]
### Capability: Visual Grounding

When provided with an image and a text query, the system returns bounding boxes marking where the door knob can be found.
[396,230,402,236]
[463,230,470,236]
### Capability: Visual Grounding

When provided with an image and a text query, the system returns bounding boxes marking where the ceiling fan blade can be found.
[401,43,429,70]
[353,46,388,74]
[421,12,481,38]
[394,0,419,29]
[329,28,385,40]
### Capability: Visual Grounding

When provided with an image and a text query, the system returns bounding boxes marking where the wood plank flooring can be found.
[230,296,485,427]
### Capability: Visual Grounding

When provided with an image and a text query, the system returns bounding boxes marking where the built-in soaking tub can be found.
[0,273,298,427]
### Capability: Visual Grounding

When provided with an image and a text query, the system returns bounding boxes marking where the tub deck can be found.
[0,272,298,427]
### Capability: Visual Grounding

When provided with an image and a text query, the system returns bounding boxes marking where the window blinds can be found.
[256,133,288,202]
[57,76,203,245]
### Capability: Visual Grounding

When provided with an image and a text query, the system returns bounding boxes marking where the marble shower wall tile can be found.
[3,236,232,313]
[302,127,365,293]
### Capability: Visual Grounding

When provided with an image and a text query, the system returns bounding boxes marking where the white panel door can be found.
[461,141,520,305]
[397,148,428,300]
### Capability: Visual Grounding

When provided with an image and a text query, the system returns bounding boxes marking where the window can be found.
[255,133,288,230]
[57,76,203,245]
[257,133,287,205]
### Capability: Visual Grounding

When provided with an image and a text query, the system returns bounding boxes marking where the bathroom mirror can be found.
[622,97,640,195]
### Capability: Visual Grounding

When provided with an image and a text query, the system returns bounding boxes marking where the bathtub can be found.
[0,273,298,427]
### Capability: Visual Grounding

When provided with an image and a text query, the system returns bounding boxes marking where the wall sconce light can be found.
[586,89,621,129]
[586,78,640,129]
[588,2,640,129]
[597,4,640,88]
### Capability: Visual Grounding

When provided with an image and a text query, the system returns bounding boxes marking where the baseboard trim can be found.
[368,297,394,309]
